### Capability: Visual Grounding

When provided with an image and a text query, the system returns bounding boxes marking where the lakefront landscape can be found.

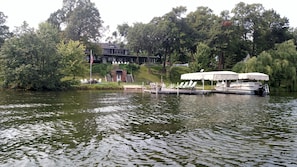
[1,0,297,166]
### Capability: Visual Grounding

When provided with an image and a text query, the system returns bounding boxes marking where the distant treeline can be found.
[1,1,297,91]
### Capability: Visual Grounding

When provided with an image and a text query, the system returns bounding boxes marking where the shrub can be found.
[169,66,191,83]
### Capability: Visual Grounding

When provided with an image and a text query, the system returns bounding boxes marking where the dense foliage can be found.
[92,63,113,77]
[169,66,191,83]
[113,2,297,91]
[57,40,87,79]
[0,23,88,90]
[47,0,102,53]
[120,3,294,69]
[233,40,297,91]
[0,23,65,90]
[1,1,297,91]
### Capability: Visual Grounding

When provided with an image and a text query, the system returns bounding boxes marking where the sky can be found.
[1,0,296,35]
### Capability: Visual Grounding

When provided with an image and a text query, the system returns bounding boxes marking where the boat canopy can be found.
[181,71,238,81]
[238,72,269,81]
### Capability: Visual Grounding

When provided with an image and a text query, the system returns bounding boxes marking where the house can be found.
[89,43,159,64]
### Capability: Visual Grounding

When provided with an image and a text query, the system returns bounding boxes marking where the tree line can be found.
[114,3,297,91]
[0,1,297,91]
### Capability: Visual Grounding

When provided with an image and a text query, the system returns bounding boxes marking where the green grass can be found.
[133,65,165,84]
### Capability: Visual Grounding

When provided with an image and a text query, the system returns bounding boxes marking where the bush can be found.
[119,63,140,74]
[169,66,191,83]
[92,64,112,76]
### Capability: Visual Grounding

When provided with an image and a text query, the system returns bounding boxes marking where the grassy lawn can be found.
[72,64,218,90]
[133,65,164,84]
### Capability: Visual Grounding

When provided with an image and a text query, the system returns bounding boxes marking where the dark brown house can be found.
[94,43,159,64]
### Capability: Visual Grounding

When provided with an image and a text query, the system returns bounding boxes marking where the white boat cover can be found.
[238,72,269,81]
[181,71,238,81]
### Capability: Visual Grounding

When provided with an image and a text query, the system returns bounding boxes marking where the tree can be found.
[0,11,11,47]
[0,23,64,90]
[233,40,297,91]
[12,21,34,36]
[231,2,290,56]
[190,43,212,72]
[186,7,219,48]
[254,51,273,75]
[270,40,297,90]
[260,9,291,50]
[126,6,189,70]
[64,1,102,41]
[186,7,229,69]
[57,40,87,79]
[0,24,40,89]
[48,0,103,42]
[126,22,146,64]
[116,23,130,44]
[141,6,189,71]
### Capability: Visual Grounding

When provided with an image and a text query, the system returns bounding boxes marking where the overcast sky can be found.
[1,0,296,34]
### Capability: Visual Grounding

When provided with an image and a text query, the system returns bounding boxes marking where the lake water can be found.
[0,90,296,166]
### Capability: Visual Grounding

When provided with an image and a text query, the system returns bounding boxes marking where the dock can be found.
[143,88,212,95]
[123,84,265,96]
[123,85,145,92]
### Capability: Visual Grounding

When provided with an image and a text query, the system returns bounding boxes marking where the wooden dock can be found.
[123,85,145,92]
[124,85,264,96]
[143,88,212,95]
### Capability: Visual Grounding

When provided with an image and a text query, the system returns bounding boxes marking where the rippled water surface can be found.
[0,91,297,166]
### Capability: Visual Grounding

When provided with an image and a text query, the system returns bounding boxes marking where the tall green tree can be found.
[160,6,188,65]
[231,2,290,56]
[149,6,188,71]
[57,40,87,79]
[186,7,219,48]
[126,22,146,64]
[48,0,103,42]
[64,1,102,41]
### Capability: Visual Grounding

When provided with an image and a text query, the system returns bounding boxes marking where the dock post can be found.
[142,82,144,91]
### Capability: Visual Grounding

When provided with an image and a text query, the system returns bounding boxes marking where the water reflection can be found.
[0,91,297,166]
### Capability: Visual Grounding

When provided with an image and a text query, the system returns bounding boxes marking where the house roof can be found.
[100,43,122,49]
